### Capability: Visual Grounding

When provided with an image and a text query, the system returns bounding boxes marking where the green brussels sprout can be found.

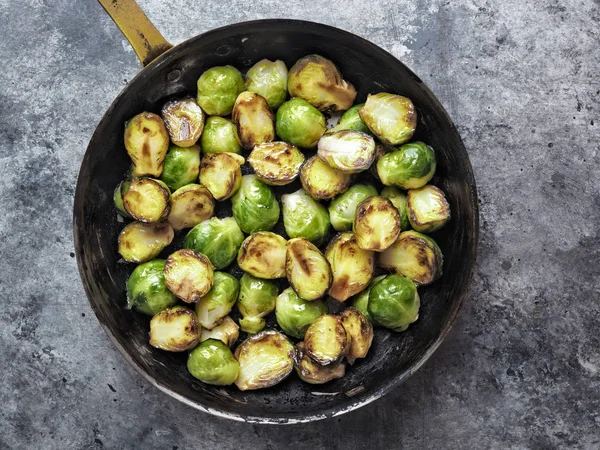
[236,273,279,334]
[245,59,288,109]
[359,93,417,145]
[232,91,275,150]
[330,104,371,134]
[196,65,245,116]
[187,339,240,385]
[124,112,169,177]
[288,55,357,112]
[339,307,373,364]
[164,249,215,303]
[300,155,352,200]
[286,238,332,301]
[159,144,201,192]
[231,175,280,234]
[368,274,420,331]
[199,152,244,201]
[118,221,174,263]
[381,186,411,231]
[248,142,305,186]
[304,314,350,365]
[407,185,451,233]
[353,196,401,252]
[122,178,171,223]
[113,180,131,218]
[161,98,205,147]
[281,189,331,246]
[328,184,378,232]
[237,232,287,279]
[199,316,239,348]
[294,341,346,384]
[275,287,327,338]
[183,217,245,270]
[275,98,326,148]
[370,142,392,180]
[195,272,240,329]
[377,142,436,189]
[317,130,376,173]
[149,306,200,352]
[167,184,215,231]
[349,274,386,322]
[200,116,242,154]
[126,259,177,316]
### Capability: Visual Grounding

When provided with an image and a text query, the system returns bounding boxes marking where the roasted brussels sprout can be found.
[183,217,245,270]
[339,307,373,364]
[304,314,349,365]
[286,238,332,301]
[281,189,331,246]
[288,55,357,112]
[234,330,295,391]
[245,59,288,109]
[359,93,416,145]
[349,275,386,322]
[300,155,352,200]
[232,91,275,149]
[236,273,279,334]
[161,98,205,147]
[164,249,215,303]
[407,185,451,233]
[187,339,240,385]
[199,152,244,201]
[113,180,131,218]
[126,259,177,316]
[328,184,378,232]
[317,130,376,173]
[275,98,326,148]
[118,221,174,263]
[379,230,443,286]
[368,274,420,331]
[248,142,305,186]
[381,186,411,231]
[353,196,401,252]
[199,316,239,348]
[167,184,215,231]
[196,65,245,116]
[159,145,201,192]
[237,232,287,279]
[330,103,371,134]
[377,141,436,189]
[149,306,200,352]
[122,178,171,223]
[231,175,280,234]
[275,288,327,339]
[294,341,345,384]
[194,272,240,329]
[325,232,374,302]
[200,116,242,154]
[124,112,169,177]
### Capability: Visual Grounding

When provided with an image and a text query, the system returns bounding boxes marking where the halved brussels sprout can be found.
[167,184,215,231]
[407,185,451,233]
[281,189,331,246]
[381,186,411,232]
[194,272,240,329]
[349,275,386,322]
[113,180,131,218]
[286,238,332,301]
[275,288,327,339]
[122,178,171,223]
[200,116,242,154]
[368,274,420,331]
[126,259,177,316]
[317,130,376,173]
[294,341,345,384]
[124,112,169,177]
[161,98,205,147]
[232,91,275,150]
[377,141,436,189]
[236,273,279,334]
[237,232,287,279]
[183,217,245,270]
[379,230,443,286]
[196,65,245,116]
[231,175,280,234]
[248,142,305,186]
[275,98,326,148]
[199,316,239,348]
[245,59,288,109]
[304,314,349,365]
[325,232,374,302]
[164,249,215,303]
[199,152,244,201]
[359,93,416,145]
[149,306,200,352]
[234,330,295,391]
[300,155,352,200]
[330,103,371,134]
[328,184,378,232]
[353,196,401,252]
[339,307,373,364]
[159,144,201,192]
[118,221,174,263]
[288,55,357,112]
[188,339,240,385]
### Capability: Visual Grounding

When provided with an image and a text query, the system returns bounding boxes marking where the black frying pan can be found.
[73,0,479,423]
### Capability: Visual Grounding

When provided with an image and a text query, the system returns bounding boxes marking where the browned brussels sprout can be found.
[167,184,215,231]
[118,221,174,263]
[353,196,401,252]
[294,342,345,384]
[199,316,239,348]
[164,249,215,303]
[317,130,375,173]
[124,112,170,177]
[286,238,332,301]
[122,178,171,223]
[339,308,373,364]
[304,314,350,365]
[237,232,287,279]
[406,185,451,233]
[149,306,200,352]
[232,91,275,150]
[300,155,352,200]
[199,152,244,201]
[359,93,417,145]
[248,142,305,186]
[161,98,205,147]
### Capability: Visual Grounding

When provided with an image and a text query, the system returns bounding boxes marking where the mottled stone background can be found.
[1,0,599,448]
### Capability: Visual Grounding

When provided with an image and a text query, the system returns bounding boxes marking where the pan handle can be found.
[97,0,172,66]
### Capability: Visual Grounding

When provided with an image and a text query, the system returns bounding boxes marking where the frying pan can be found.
[73,0,479,423]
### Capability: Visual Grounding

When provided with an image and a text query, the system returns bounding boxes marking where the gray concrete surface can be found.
[1,0,599,448]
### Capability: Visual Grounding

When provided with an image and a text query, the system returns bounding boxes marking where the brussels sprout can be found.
[288,55,357,112]
[325,232,374,302]
[286,238,332,301]
[231,175,280,234]
[349,274,386,322]
[248,142,305,186]
[196,65,245,116]
[368,274,420,331]
[381,186,411,231]
[245,59,288,109]
[122,178,171,223]
[234,330,295,391]
[199,316,239,348]
[237,232,287,279]
[281,189,331,246]
[304,314,349,365]
[328,184,378,232]
[359,93,416,145]
[199,152,244,201]
[317,130,376,173]
[159,144,201,192]
[124,112,169,177]
[275,98,326,148]
[126,259,177,316]
[275,287,327,339]
[188,339,240,385]
[407,185,451,233]
[236,273,279,334]
[195,272,240,329]
[183,217,245,270]
[294,341,345,384]
[377,141,436,189]
[200,116,242,154]
[339,307,373,364]
[370,142,391,180]
[330,104,371,134]
[299,155,352,200]
[353,196,401,252]
[379,230,443,286]
[161,98,205,147]
[118,221,174,263]
[232,91,275,150]
[113,180,131,218]
[167,184,215,231]
[149,306,200,352]
[164,249,215,303]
